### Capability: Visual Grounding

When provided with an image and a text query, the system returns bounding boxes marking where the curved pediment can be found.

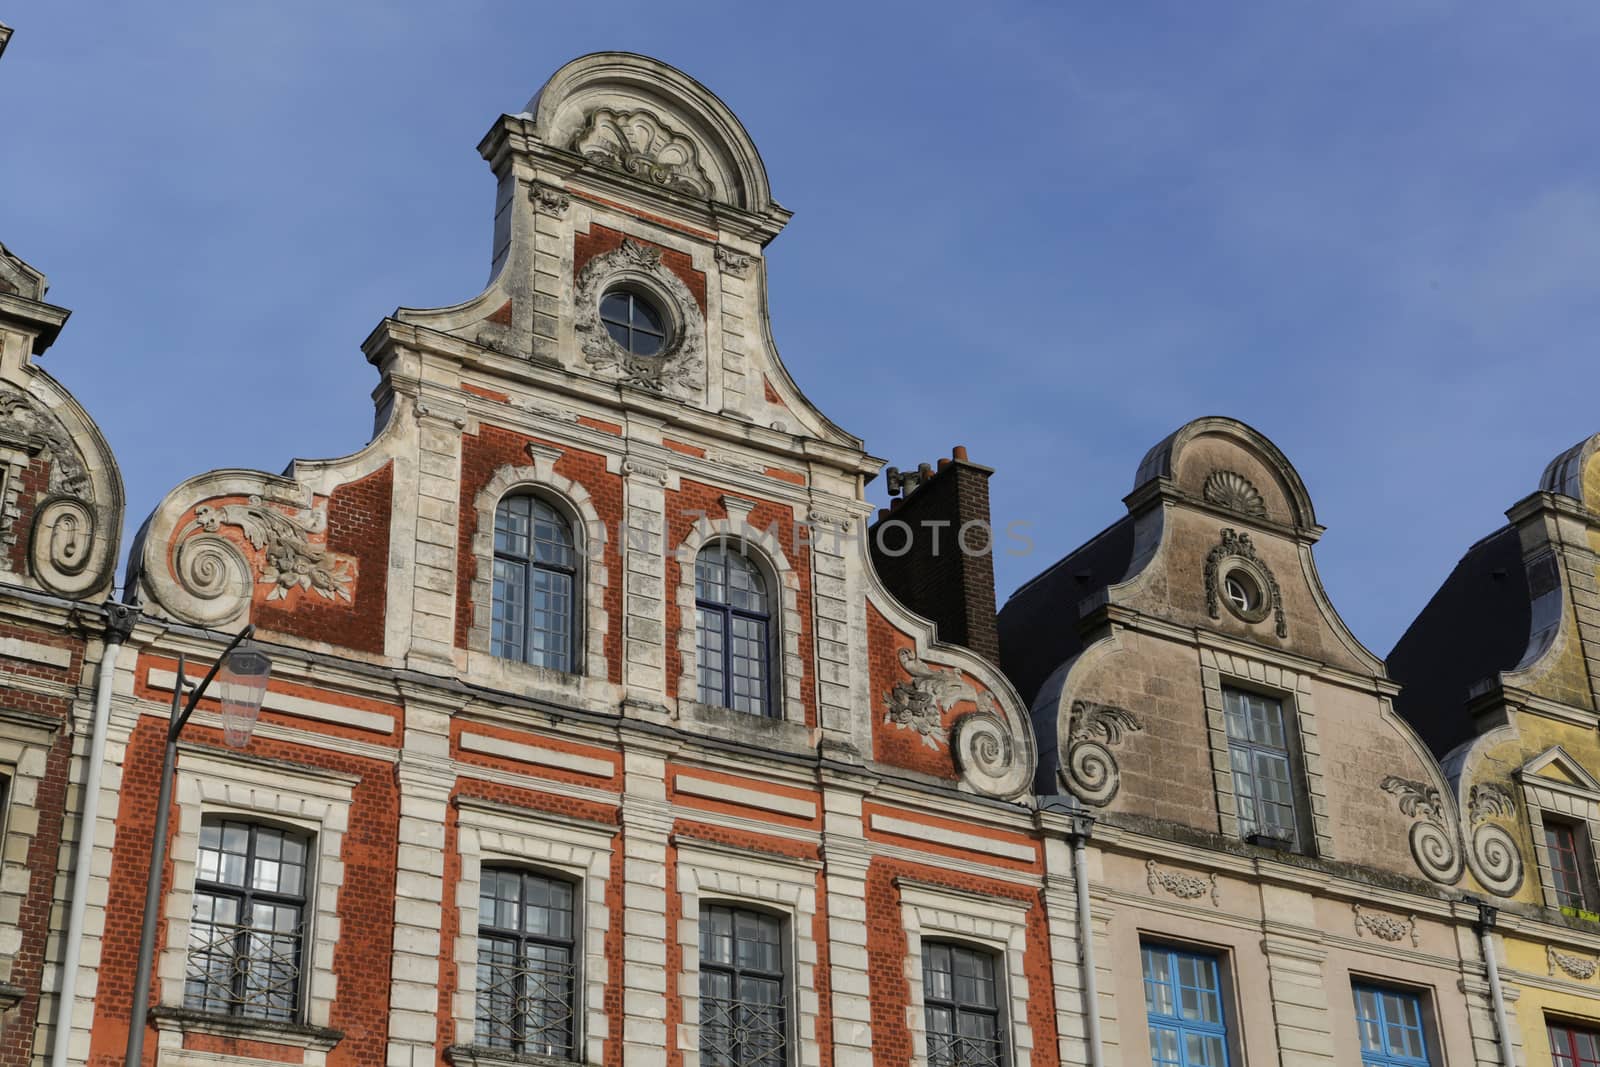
[1134,415,1319,534]
[526,52,775,216]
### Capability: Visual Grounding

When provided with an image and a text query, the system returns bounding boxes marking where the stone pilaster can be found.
[1259,884,1335,1067]
[400,397,467,671]
[384,690,455,1067]
[818,769,874,1067]
[619,736,677,1067]
[808,511,867,757]
[1038,820,1094,1067]
[620,458,671,713]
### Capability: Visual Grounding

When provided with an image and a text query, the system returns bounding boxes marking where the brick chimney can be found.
[869,446,1001,665]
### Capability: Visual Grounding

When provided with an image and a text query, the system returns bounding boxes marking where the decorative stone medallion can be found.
[1146,860,1219,907]
[1203,527,1286,637]
[1353,903,1419,948]
[1549,945,1598,981]
[883,647,995,749]
[573,239,706,395]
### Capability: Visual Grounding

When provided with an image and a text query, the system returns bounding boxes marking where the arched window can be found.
[184,818,309,1021]
[477,867,577,1057]
[922,941,1005,1067]
[700,904,786,1067]
[492,495,577,672]
[695,543,773,716]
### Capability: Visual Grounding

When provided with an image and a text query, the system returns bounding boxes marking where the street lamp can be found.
[124,625,271,1067]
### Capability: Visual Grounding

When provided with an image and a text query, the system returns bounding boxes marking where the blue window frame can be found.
[1142,944,1229,1067]
[1352,984,1430,1067]
[491,495,577,672]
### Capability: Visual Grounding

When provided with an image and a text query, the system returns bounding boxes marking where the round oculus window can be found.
[599,288,668,357]
[1218,563,1272,624]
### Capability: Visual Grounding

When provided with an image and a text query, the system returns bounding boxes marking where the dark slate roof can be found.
[997,514,1135,710]
[1387,525,1532,757]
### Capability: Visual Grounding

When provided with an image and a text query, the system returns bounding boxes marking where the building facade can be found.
[3,30,1600,1067]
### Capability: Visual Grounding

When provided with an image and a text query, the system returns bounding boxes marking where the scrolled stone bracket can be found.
[1379,776,1464,886]
[1353,903,1419,948]
[1146,859,1219,908]
[1062,700,1142,807]
[1466,781,1524,897]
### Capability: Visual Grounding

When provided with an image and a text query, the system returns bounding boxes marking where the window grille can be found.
[1352,984,1431,1067]
[1142,943,1229,1067]
[183,819,308,1022]
[492,495,577,672]
[476,868,577,1058]
[1222,688,1300,847]
[695,543,774,716]
[700,904,786,1067]
[922,941,1005,1067]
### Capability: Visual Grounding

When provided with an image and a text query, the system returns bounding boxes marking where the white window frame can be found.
[1198,646,1332,857]
[674,509,805,725]
[674,840,821,1067]
[899,879,1032,1067]
[450,796,617,1063]
[157,747,355,1036]
[466,447,611,691]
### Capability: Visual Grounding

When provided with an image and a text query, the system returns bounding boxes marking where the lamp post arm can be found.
[167,624,255,742]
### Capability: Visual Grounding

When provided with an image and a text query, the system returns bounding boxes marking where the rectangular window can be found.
[1352,984,1431,1067]
[1141,943,1228,1067]
[1546,819,1593,911]
[1223,688,1300,848]
[184,819,308,1021]
[922,941,1005,1067]
[700,904,786,1067]
[1551,1022,1600,1067]
[476,868,576,1058]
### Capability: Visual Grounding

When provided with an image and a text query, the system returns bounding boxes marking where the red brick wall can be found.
[455,425,624,684]
[87,723,399,1067]
[867,604,957,781]
[864,858,1057,1067]
[663,481,815,727]
[256,463,393,655]
[3,456,50,575]
[573,225,707,316]
[0,624,80,1067]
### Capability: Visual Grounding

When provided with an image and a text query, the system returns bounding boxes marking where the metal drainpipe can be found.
[1477,902,1516,1067]
[1068,809,1105,1067]
[48,602,137,1067]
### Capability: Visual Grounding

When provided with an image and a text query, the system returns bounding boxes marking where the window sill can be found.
[445,1044,584,1067]
[149,1006,343,1052]
[683,700,813,754]
[0,982,24,1012]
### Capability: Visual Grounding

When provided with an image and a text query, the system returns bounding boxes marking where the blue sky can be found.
[4,2,1597,655]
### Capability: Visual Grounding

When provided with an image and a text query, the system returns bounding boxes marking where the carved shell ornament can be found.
[1202,470,1267,519]
[573,239,706,395]
[1062,700,1143,806]
[571,107,714,200]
